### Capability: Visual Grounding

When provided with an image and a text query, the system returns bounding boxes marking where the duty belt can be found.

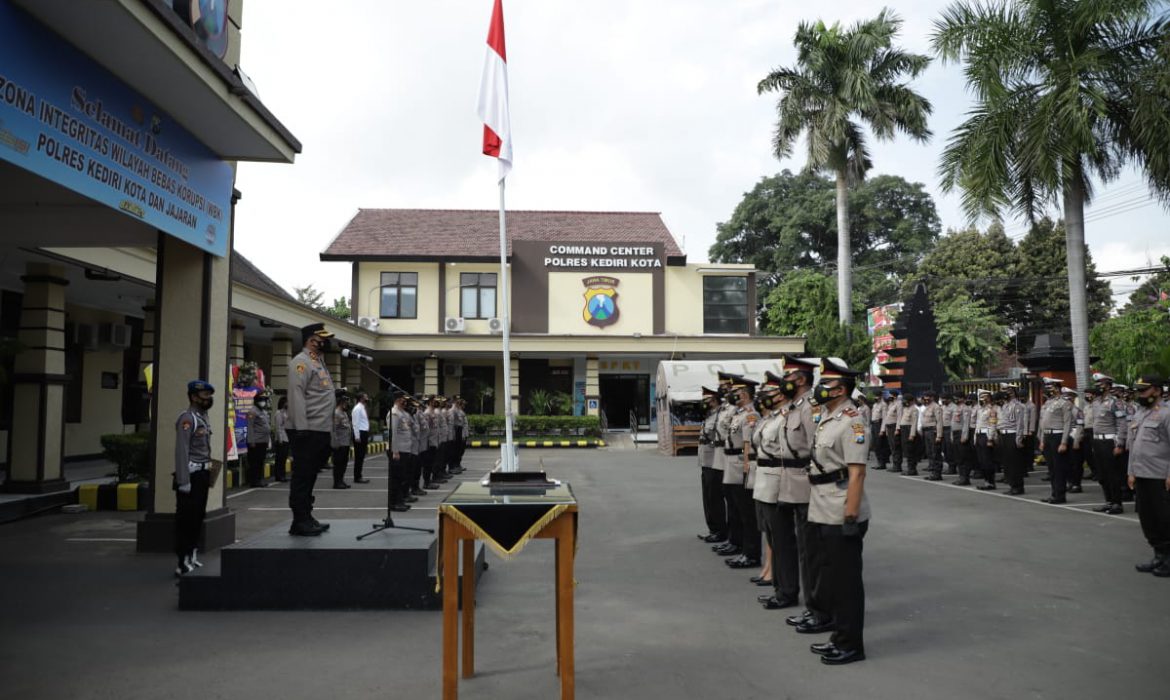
[724,447,743,456]
[808,470,848,485]
[782,457,811,469]
[188,461,209,471]
[998,430,1016,435]
[1094,434,1118,440]
[756,458,781,467]
[1043,429,1064,435]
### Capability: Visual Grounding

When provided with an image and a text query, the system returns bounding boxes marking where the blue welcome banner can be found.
[0,1,233,256]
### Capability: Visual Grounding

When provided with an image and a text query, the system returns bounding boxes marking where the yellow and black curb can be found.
[467,438,606,449]
[76,482,149,512]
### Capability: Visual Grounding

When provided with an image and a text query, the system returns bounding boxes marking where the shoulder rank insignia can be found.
[296,363,306,374]
[747,414,758,425]
[844,408,858,417]
[181,420,191,431]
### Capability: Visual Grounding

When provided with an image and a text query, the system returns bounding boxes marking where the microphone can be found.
[341,348,373,363]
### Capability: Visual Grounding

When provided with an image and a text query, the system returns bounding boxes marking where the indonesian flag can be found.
[477,0,512,181]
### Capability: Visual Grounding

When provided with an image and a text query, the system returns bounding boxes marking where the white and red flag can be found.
[477,0,512,182]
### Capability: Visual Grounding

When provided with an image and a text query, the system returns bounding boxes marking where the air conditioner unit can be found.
[488,317,504,334]
[444,362,463,378]
[98,323,133,349]
[357,316,380,331]
[444,316,466,333]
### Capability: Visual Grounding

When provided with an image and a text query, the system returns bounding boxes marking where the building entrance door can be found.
[599,374,649,430]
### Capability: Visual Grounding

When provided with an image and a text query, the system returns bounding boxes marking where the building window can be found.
[380,272,418,319]
[703,276,749,334]
[460,273,497,319]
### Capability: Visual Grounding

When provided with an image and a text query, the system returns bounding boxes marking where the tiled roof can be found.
[232,251,294,301]
[320,209,686,261]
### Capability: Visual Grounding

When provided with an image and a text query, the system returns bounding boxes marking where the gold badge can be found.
[296,363,306,374]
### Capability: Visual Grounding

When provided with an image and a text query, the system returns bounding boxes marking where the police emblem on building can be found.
[582,276,620,327]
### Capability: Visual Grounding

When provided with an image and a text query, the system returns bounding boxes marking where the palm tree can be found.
[758,9,932,326]
[932,0,1170,390]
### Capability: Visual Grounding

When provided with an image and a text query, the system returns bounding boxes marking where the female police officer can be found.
[805,359,870,665]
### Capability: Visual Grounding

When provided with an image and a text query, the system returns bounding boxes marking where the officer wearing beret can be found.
[286,323,336,536]
[697,386,727,543]
[1127,375,1170,577]
[174,380,215,576]
[804,359,870,665]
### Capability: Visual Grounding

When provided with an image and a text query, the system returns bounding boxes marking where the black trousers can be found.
[1134,477,1170,556]
[776,500,812,606]
[998,435,1023,489]
[1093,439,1125,504]
[390,452,412,504]
[246,441,268,486]
[332,445,350,485]
[957,431,975,481]
[1082,429,1095,476]
[733,485,761,561]
[923,427,942,475]
[289,430,329,524]
[1068,442,1084,487]
[976,433,995,484]
[451,428,466,469]
[353,430,369,480]
[1043,434,1071,498]
[756,501,779,587]
[175,469,210,561]
[419,447,435,484]
[273,441,289,481]
[873,423,889,466]
[890,425,905,470]
[941,429,953,470]
[802,517,831,625]
[436,442,449,476]
[722,479,743,548]
[819,521,869,654]
[700,466,727,538]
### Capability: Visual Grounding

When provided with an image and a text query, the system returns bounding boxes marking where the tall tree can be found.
[758,9,932,326]
[763,270,872,367]
[1090,303,1170,381]
[295,284,325,311]
[1121,255,1170,313]
[710,171,940,308]
[934,295,1010,380]
[932,0,1170,389]
[910,222,1022,321]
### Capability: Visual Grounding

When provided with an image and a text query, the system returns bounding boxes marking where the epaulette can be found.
[843,407,858,418]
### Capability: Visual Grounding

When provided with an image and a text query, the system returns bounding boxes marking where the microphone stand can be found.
[348,356,434,540]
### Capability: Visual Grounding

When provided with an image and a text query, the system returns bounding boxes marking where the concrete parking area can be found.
[0,447,1166,699]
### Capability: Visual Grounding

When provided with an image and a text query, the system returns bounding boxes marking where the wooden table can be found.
[439,484,578,700]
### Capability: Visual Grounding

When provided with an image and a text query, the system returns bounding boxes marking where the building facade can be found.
[322,209,804,430]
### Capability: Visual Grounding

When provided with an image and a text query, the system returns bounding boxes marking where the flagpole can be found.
[497,177,515,471]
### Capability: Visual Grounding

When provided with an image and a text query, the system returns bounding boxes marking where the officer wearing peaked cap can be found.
[697,386,728,543]
[712,372,744,556]
[723,376,762,569]
[804,359,870,665]
[1127,375,1170,576]
[752,372,788,605]
[286,323,337,536]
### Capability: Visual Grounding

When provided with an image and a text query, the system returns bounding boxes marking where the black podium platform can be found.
[179,519,486,611]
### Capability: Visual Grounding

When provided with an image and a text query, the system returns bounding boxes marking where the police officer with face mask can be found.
[174,380,215,576]
[286,323,336,536]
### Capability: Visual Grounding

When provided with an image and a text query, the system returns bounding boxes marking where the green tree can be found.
[295,284,325,310]
[910,222,1022,321]
[710,171,940,308]
[763,270,872,367]
[326,296,351,321]
[1090,304,1170,381]
[1122,256,1170,313]
[932,0,1170,390]
[758,9,932,326]
[1014,218,1113,347]
[933,296,1009,380]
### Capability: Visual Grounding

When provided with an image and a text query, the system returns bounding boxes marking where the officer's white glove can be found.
[178,483,192,494]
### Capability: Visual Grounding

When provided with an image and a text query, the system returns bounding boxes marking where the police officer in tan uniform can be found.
[713,373,743,557]
[1127,375,1170,577]
[723,376,762,569]
[920,391,945,480]
[697,387,727,543]
[1091,376,1129,514]
[892,392,919,474]
[287,323,336,536]
[752,372,787,604]
[1039,379,1074,504]
[804,359,870,665]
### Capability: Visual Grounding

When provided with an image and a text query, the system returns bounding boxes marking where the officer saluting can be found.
[174,380,215,576]
[286,323,336,536]
[805,359,870,666]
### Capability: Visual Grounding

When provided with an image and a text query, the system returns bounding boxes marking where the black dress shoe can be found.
[703,534,727,543]
[355,478,371,484]
[411,487,427,496]
[1152,562,1170,577]
[1092,504,1112,512]
[1041,474,1051,481]
[1105,504,1123,515]
[821,649,866,665]
[715,546,742,557]
[1136,556,1166,573]
[405,495,419,503]
[755,578,774,587]
[424,482,442,490]
[1009,488,1025,495]
[943,468,957,475]
[289,522,324,536]
[762,596,798,610]
[1068,484,1083,493]
[749,575,765,583]
[977,483,996,490]
[952,479,971,486]
[390,503,411,512]
[309,518,330,531]
[1040,496,1066,504]
[786,611,813,626]
[726,557,760,569]
[810,642,839,656]
[924,475,942,481]
[757,594,775,603]
[333,482,351,489]
[905,469,919,476]
[795,619,834,634]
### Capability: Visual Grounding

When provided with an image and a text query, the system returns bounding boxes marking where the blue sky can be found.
[233,0,1170,308]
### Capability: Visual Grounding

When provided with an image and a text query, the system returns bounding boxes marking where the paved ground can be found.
[0,446,1167,699]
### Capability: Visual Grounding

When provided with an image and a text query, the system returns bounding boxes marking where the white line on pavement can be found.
[246,506,438,511]
[65,538,136,542]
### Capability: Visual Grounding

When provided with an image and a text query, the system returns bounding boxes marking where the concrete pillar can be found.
[326,349,342,387]
[585,357,600,417]
[140,303,155,379]
[269,336,293,398]
[2,264,69,494]
[344,358,362,392]
[509,357,520,416]
[228,322,245,368]
[424,356,439,396]
[137,233,234,553]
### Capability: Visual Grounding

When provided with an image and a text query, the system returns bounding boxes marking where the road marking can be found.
[65,537,136,542]
[245,506,438,511]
